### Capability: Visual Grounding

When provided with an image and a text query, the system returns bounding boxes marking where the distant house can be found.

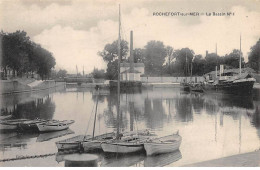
[120,62,144,81]
[120,63,144,74]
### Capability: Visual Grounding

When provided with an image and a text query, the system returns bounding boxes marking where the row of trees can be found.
[1,30,56,80]
[99,38,260,79]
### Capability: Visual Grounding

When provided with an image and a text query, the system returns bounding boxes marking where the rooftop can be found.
[120,62,144,67]
[121,69,141,73]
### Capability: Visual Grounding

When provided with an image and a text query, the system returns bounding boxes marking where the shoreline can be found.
[183,150,260,167]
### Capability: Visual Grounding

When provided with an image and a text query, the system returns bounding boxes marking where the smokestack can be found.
[130,30,134,72]
[206,50,208,57]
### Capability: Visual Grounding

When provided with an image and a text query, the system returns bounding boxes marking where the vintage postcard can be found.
[0,0,259,167]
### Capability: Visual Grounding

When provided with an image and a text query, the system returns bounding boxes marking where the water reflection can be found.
[0,87,259,167]
[143,150,182,167]
[56,150,182,167]
[91,88,258,133]
[1,87,65,120]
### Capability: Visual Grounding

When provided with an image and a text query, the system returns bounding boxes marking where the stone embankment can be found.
[0,80,65,94]
[184,150,260,167]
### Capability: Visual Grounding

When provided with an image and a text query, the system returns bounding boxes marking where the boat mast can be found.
[92,88,99,140]
[116,4,121,139]
[239,34,242,75]
[185,50,187,80]
[216,43,218,79]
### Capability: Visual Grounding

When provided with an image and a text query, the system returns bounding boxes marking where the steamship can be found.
[203,36,255,95]
[203,67,255,95]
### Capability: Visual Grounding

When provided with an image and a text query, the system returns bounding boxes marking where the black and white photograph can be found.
[0,0,260,167]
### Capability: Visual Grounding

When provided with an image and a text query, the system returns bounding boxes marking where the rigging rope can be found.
[83,91,98,139]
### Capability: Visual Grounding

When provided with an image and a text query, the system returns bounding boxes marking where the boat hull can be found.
[56,133,114,151]
[37,124,70,132]
[181,83,190,92]
[18,120,47,131]
[82,140,103,151]
[144,134,182,156]
[56,142,81,151]
[37,120,74,132]
[144,140,181,156]
[56,135,86,151]
[101,143,144,153]
[204,79,255,95]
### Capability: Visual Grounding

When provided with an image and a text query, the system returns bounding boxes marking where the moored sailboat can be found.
[56,88,117,152]
[101,5,152,154]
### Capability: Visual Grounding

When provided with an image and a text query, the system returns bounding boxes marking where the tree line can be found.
[98,38,260,79]
[1,30,56,80]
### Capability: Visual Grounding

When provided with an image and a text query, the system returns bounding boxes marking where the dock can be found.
[183,150,260,167]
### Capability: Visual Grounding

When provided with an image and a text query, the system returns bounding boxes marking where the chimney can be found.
[130,31,134,72]
[206,50,208,57]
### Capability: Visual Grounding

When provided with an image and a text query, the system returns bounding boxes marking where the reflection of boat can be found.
[36,129,74,142]
[144,150,182,167]
[0,119,29,130]
[100,152,145,167]
[36,120,75,132]
[144,132,182,156]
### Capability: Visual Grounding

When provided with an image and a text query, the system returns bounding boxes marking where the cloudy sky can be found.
[1,0,260,74]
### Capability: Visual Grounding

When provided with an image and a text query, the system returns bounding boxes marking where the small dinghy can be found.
[36,120,75,132]
[101,134,150,154]
[144,132,182,156]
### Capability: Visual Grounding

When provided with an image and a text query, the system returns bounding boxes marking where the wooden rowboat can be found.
[36,120,75,132]
[144,133,182,156]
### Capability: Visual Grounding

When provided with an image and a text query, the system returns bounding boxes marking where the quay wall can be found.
[0,80,31,94]
[31,81,65,91]
[0,80,65,94]
[140,76,205,83]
